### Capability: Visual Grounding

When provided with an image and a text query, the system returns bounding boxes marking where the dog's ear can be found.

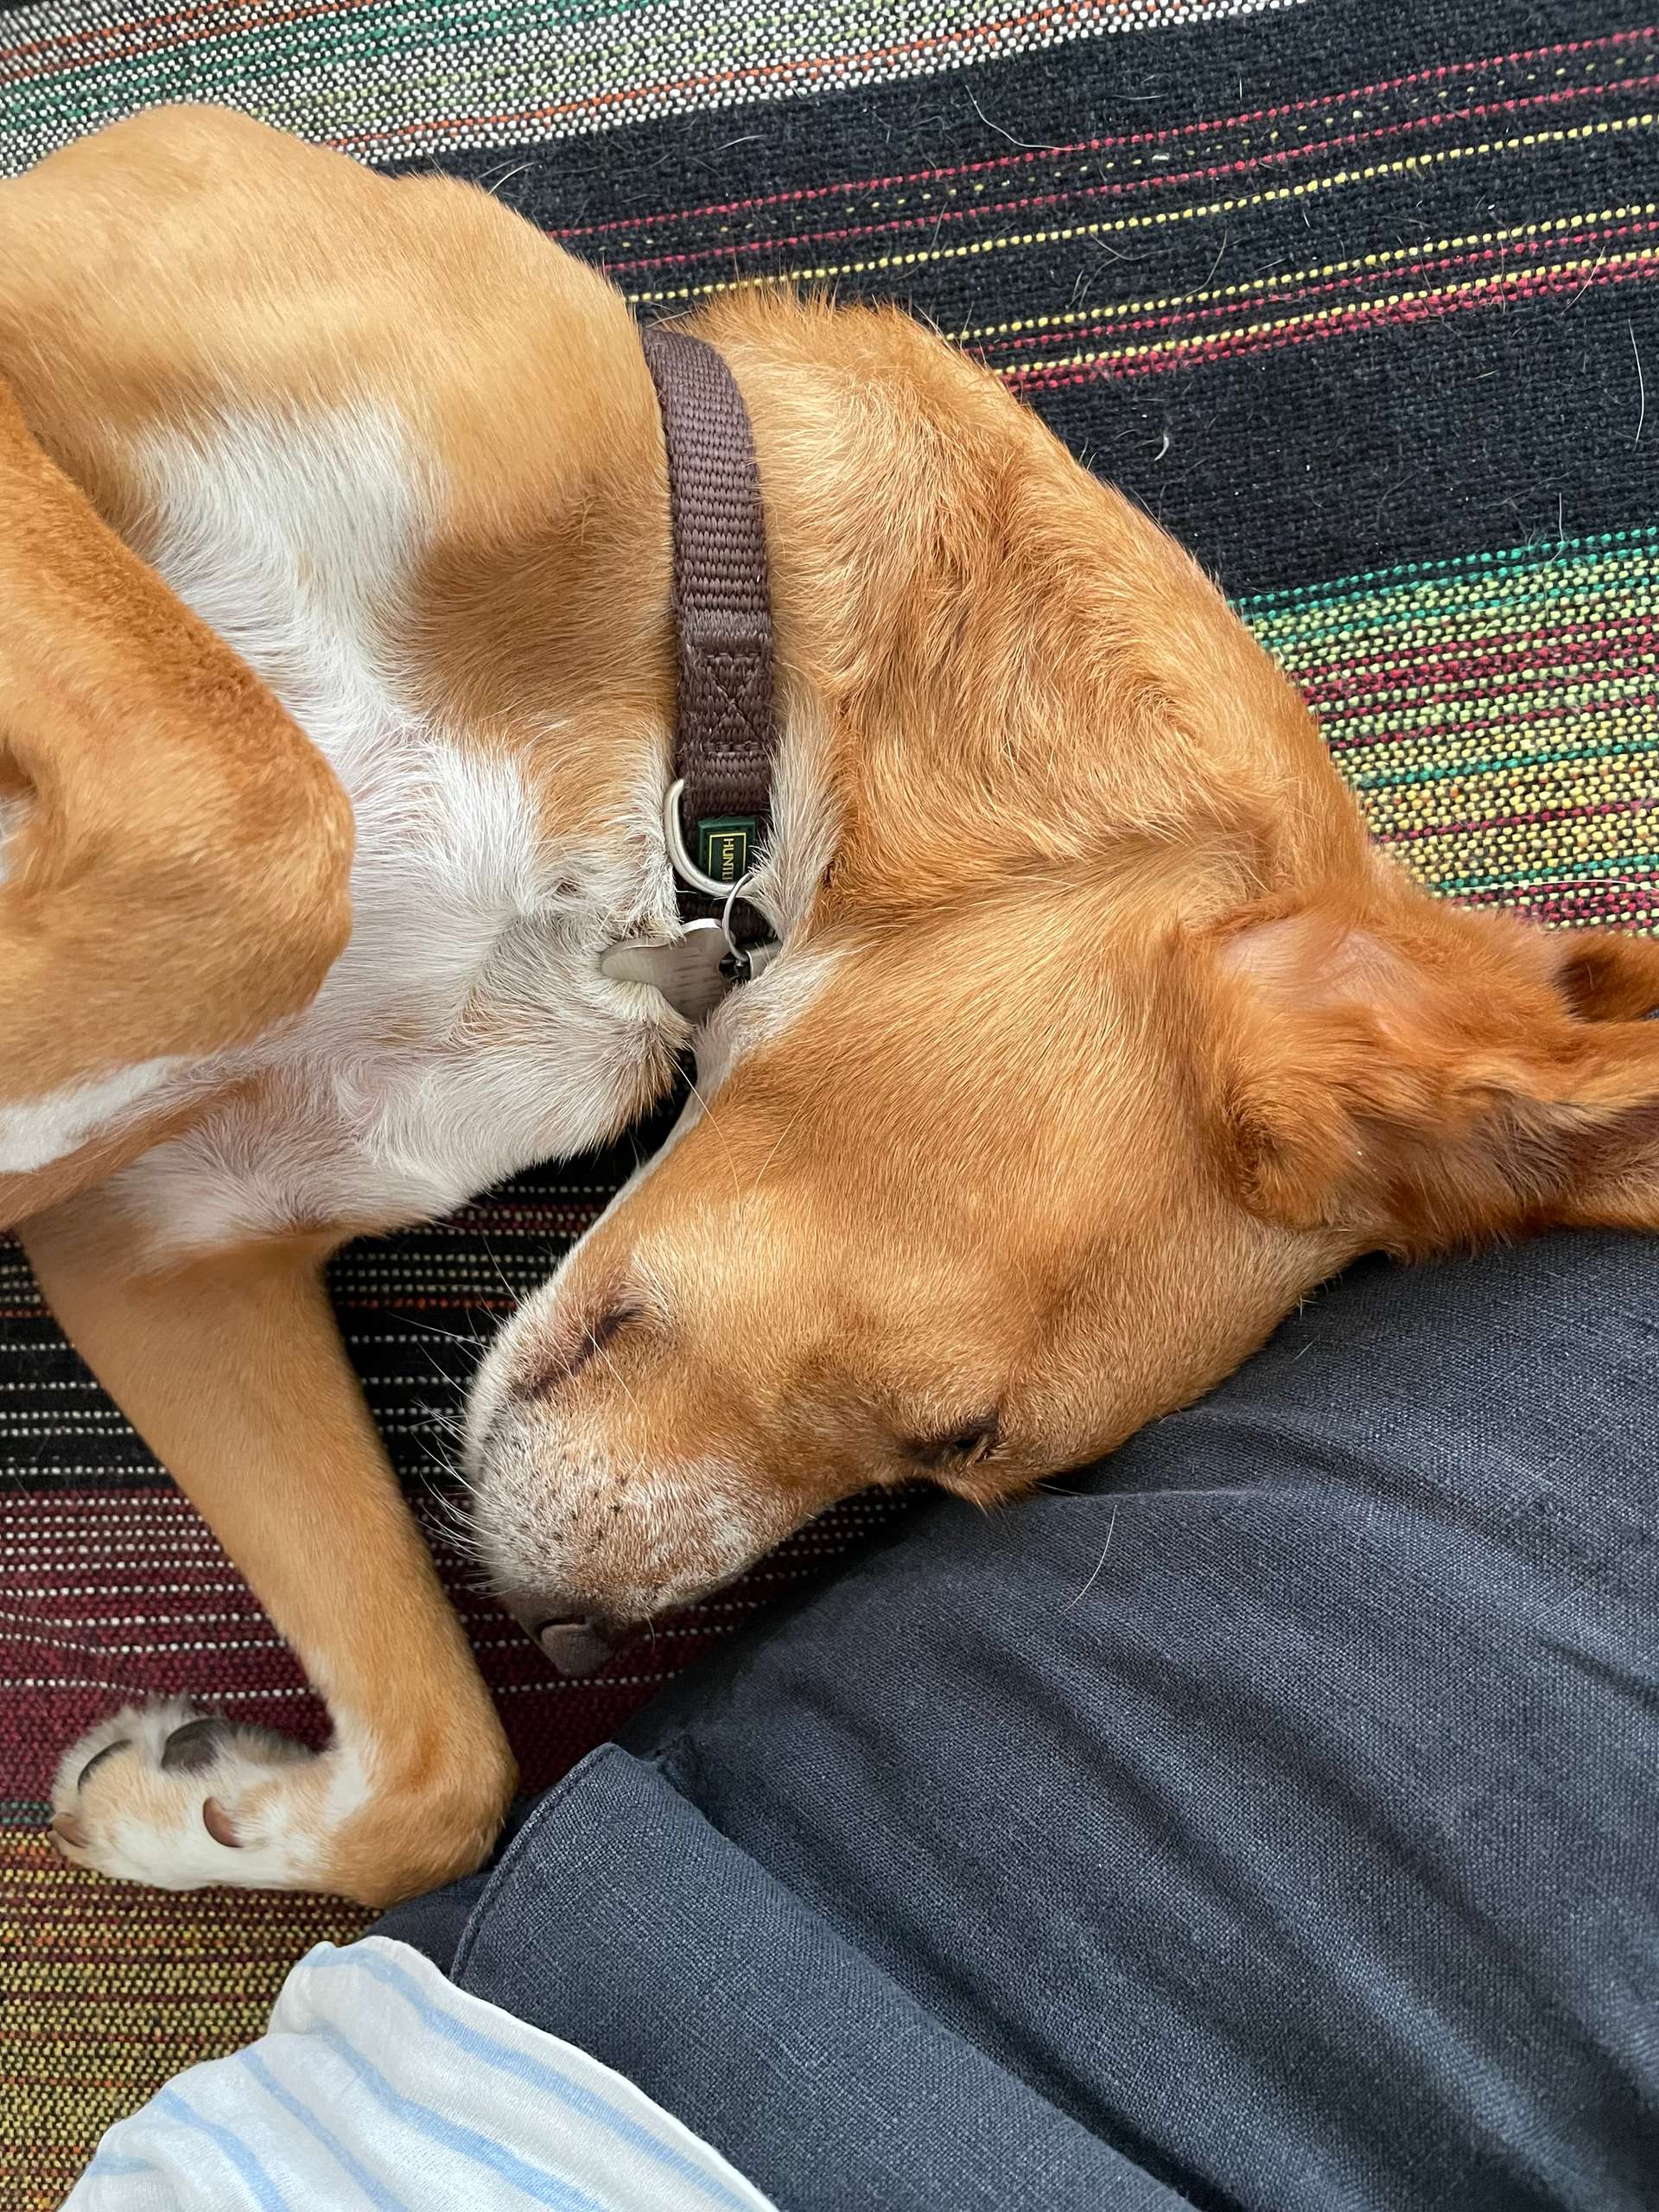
[1205,896,1659,1255]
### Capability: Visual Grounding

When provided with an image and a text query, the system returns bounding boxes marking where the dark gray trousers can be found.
[381,1234,1659,2212]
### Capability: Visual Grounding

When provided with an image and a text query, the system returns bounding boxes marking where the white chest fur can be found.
[104,405,678,1262]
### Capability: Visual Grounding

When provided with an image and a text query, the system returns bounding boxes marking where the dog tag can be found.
[601,920,739,1025]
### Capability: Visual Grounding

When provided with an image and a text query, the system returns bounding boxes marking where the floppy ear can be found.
[1207,897,1659,1257]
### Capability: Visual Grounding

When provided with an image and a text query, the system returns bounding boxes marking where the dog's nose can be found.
[499,1583,620,1676]
[528,1615,613,1677]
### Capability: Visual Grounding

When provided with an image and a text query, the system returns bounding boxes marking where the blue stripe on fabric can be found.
[239,2049,410,2212]
[85,2152,157,2179]
[317,1944,754,2212]
[153,2088,289,2212]
[310,2023,606,2212]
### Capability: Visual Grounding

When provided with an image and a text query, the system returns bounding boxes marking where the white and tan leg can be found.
[23,1202,514,1907]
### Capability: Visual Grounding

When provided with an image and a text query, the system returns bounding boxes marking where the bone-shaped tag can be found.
[601,920,739,1026]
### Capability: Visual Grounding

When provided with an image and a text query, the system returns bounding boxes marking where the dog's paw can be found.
[49,1697,517,1904]
[49,1699,356,1893]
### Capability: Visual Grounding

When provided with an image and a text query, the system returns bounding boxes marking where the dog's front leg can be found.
[22,1203,516,1906]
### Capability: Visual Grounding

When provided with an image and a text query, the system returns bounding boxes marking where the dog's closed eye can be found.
[906,1415,1001,1470]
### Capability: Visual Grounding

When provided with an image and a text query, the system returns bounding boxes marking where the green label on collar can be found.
[697,817,756,884]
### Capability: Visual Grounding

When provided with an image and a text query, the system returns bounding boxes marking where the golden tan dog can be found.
[5,107,1658,1905]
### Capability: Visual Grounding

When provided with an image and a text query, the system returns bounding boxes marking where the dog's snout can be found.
[471,1285,786,1650]
[512,1298,636,1407]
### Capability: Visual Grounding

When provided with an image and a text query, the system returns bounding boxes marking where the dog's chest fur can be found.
[103,405,678,1262]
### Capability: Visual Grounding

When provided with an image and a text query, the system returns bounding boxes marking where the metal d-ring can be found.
[663,779,742,901]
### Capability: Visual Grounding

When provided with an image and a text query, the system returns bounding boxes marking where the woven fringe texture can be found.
[2,2,1656,2200]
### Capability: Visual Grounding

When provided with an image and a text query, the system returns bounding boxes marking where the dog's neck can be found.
[421,279,1356,988]
[686,295,1352,943]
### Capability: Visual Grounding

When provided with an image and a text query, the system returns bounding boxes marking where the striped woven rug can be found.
[3,2,1656,2202]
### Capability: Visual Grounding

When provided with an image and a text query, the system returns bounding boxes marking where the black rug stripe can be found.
[398,0,1659,594]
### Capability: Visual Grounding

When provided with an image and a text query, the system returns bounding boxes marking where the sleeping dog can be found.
[5,107,1657,1905]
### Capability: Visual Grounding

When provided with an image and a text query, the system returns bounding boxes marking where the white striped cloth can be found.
[62,1936,777,2212]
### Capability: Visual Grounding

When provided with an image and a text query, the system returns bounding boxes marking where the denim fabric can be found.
[381,1233,1659,2211]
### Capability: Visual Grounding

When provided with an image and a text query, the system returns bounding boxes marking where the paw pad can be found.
[157,1715,238,1777]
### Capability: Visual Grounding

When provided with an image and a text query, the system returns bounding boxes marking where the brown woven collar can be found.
[640,324,778,952]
